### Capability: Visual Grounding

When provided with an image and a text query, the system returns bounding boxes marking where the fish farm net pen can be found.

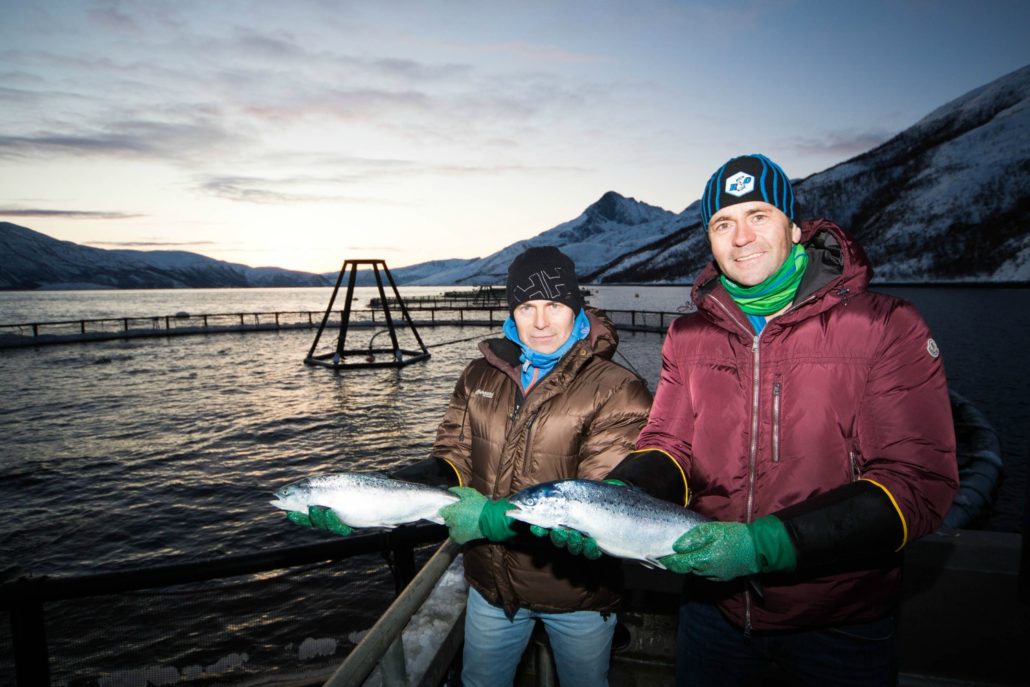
[425,330,503,348]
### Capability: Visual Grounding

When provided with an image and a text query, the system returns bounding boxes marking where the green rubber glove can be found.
[438,487,517,544]
[529,526,602,559]
[658,516,797,580]
[479,497,518,542]
[439,487,487,544]
[286,505,354,537]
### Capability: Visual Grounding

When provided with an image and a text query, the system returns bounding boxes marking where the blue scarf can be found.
[502,308,591,392]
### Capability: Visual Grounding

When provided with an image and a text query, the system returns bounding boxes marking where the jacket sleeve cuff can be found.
[605,449,688,505]
[479,498,518,541]
[773,480,906,571]
[750,515,797,573]
[389,457,462,488]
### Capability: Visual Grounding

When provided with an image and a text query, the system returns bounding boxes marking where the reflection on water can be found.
[0,327,475,578]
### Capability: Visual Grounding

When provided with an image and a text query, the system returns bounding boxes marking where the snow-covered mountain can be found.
[4,65,1026,290]
[401,191,680,285]
[589,64,1030,284]
[0,222,329,290]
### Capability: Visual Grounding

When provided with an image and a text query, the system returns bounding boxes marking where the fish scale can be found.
[270,472,458,528]
[506,479,708,568]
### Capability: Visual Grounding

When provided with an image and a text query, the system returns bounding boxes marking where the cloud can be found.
[196,158,584,205]
[197,175,346,204]
[0,116,247,162]
[86,240,215,248]
[0,208,142,220]
[786,129,896,158]
[1,13,610,167]
[86,3,141,32]
[346,245,403,252]
[454,40,605,66]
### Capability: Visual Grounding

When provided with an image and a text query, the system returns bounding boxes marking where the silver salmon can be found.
[270,472,458,528]
[506,479,708,568]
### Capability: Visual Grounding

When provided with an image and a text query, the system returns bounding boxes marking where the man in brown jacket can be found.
[429,246,652,687]
[291,246,651,684]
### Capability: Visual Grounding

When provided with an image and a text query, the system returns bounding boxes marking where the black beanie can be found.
[700,153,796,228]
[506,246,583,314]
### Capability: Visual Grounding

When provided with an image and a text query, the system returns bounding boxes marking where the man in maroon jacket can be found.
[575,153,959,685]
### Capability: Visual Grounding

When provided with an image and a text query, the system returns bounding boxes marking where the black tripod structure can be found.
[304,259,430,369]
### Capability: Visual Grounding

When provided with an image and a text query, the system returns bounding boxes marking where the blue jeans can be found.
[462,587,616,687]
[676,600,897,687]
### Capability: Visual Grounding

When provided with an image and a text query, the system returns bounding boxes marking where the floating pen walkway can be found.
[0,306,684,349]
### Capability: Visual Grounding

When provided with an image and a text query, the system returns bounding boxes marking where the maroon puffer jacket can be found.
[637,219,958,631]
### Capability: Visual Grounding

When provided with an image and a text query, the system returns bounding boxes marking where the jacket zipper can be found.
[708,294,762,635]
[524,412,538,464]
[509,385,524,423]
[497,410,539,498]
[772,382,782,463]
[706,288,831,635]
[745,334,761,635]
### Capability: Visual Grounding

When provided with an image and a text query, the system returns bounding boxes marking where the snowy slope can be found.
[405,65,1029,286]
[0,222,329,290]
[411,191,682,285]
[3,66,1026,289]
[592,65,1030,283]
[793,64,1030,281]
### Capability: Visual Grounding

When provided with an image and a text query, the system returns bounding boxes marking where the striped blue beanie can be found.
[700,154,795,228]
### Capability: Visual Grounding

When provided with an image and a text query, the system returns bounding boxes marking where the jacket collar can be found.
[692,219,872,331]
[479,307,618,385]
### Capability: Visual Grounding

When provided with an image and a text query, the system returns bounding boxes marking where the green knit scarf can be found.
[720,243,809,315]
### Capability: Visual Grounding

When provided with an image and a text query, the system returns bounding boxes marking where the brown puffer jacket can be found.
[431,308,652,614]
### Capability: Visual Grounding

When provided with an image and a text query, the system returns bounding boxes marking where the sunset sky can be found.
[2,0,1028,273]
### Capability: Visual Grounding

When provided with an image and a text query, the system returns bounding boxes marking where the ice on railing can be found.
[362,553,468,686]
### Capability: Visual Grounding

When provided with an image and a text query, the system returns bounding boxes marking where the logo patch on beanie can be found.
[725,171,754,197]
[513,269,569,304]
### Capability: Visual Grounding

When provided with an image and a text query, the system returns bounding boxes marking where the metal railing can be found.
[0,307,685,349]
[0,308,502,349]
[0,524,449,687]
[325,539,463,687]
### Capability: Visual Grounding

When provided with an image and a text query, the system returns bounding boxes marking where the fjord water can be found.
[0,284,1025,683]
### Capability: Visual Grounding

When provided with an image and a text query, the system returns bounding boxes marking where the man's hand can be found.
[438,486,518,544]
[527,478,624,559]
[658,516,796,580]
[659,522,757,579]
[529,525,602,559]
[438,487,489,544]
[286,505,354,537]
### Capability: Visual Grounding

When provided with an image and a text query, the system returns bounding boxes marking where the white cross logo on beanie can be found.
[725,171,755,197]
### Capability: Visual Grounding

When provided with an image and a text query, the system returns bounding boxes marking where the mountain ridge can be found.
[0,221,330,290]
[3,65,1028,290]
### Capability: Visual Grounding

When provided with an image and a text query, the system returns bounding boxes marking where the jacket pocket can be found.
[772,381,782,463]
